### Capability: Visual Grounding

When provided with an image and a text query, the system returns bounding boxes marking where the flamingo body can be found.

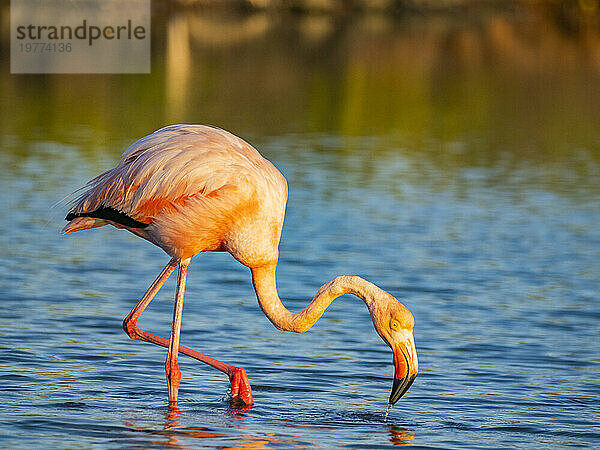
[65,125,287,267]
[63,125,418,407]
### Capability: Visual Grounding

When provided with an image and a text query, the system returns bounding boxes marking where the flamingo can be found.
[62,124,418,407]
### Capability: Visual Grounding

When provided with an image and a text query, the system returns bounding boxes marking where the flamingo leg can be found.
[123,257,179,330]
[122,258,253,406]
[165,258,188,403]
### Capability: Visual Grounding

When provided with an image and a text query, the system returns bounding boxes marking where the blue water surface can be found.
[0,131,598,448]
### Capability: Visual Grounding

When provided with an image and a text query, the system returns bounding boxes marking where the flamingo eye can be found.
[390,319,400,330]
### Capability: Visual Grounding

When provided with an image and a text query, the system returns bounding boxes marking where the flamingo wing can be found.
[65,125,272,224]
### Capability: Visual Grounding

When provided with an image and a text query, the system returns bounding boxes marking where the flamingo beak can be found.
[389,336,418,404]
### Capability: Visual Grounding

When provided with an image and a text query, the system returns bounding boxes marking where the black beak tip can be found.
[389,374,416,405]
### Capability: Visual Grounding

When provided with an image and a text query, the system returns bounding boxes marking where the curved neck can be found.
[250,265,384,333]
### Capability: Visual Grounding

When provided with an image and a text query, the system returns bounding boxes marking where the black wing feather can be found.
[65,206,150,228]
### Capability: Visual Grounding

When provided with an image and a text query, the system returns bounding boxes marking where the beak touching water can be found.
[389,335,418,404]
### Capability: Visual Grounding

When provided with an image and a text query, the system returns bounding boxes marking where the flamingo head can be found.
[369,294,418,404]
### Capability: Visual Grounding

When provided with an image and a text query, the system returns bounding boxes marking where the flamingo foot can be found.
[228,367,253,407]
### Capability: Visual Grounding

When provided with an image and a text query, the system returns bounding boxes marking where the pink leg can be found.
[122,258,253,406]
[123,257,179,331]
[165,258,187,404]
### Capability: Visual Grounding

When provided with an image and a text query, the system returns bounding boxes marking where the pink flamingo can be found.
[63,125,418,407]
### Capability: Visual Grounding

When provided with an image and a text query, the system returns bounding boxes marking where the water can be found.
[384,403,393,423]
[2,4,600,448]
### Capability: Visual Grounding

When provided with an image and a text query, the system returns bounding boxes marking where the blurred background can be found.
[0,1,599,448]
[2,0,600,147]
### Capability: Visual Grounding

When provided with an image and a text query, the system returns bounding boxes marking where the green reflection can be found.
[1,4,598,196]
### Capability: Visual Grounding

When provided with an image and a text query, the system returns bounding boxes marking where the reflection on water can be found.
[1,3,599,449]
[388,425,415,446]
[144,406,320,448]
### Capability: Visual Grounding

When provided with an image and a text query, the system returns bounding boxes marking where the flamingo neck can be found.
[250,264,384,333]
